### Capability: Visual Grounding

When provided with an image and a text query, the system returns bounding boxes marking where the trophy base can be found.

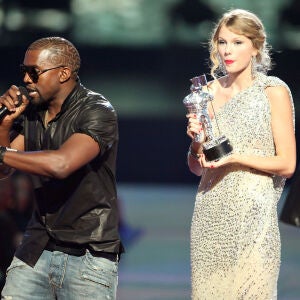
[203,135,233,162]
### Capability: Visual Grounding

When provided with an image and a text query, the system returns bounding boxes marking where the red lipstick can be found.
[225,60,234,65]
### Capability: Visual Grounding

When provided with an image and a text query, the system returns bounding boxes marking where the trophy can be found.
[183,74,233,162]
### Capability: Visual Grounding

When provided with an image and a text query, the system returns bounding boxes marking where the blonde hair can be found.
[209,9,271,78]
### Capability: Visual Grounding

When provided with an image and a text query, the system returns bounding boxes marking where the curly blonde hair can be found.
[209,9,271,78]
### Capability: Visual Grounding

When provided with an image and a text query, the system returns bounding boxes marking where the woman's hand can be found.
[186,113,205,143]
[186,113,237,175]
[197,152,236,169]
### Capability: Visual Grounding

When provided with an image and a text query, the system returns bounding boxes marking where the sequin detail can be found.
[190,73,294,299]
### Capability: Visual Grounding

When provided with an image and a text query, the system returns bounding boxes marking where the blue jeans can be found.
[1,249,118,300]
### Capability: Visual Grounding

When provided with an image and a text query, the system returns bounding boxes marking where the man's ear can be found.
[59,67,72,83]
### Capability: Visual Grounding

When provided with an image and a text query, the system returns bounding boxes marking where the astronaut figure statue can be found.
[183,74,233,162]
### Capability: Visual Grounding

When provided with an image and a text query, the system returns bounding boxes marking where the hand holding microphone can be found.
[0,86,31,121]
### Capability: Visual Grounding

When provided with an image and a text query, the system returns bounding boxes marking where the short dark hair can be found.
[27,37,81,79]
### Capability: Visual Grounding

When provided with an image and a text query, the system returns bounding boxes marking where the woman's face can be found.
[217,25,258,75]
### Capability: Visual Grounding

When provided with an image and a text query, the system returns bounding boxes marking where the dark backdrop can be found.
[0,46,299,184]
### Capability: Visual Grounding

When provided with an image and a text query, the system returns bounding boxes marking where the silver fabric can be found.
[190,72,294,299]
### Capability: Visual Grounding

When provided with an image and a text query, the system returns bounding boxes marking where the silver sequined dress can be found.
[191,73,294,299]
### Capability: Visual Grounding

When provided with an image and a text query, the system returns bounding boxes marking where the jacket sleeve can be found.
[76,97,118,156]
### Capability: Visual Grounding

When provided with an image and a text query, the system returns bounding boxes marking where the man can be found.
[0,37,123,299]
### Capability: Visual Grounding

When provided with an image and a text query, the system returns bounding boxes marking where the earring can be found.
[251,56,257,78]
[217,54,227,75]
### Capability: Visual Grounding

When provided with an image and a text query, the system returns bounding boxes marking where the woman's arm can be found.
[186,113,205,176]
[187,143,203,176]
[200,85,296,178]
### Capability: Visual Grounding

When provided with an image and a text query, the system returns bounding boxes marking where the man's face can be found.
[21,49,64,105]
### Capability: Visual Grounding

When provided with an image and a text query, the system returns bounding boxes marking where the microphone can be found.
[0,86,31,121]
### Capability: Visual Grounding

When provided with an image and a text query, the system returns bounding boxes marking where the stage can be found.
[117,184,300,300]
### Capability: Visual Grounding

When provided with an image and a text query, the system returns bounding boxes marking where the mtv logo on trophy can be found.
[183,74,233,162]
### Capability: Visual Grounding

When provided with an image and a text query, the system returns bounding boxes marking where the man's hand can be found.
[0,85,30,124]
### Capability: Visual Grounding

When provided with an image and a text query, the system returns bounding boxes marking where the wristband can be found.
[0,146,18,164]
[188,145,201,160]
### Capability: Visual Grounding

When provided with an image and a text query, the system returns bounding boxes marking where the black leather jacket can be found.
[14,82,123,267]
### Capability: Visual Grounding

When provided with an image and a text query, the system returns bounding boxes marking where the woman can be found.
[186,9,296,299]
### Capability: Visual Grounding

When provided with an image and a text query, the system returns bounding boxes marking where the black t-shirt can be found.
[14,83,123,267]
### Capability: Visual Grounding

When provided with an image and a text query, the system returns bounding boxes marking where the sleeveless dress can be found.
[190,73,294,299]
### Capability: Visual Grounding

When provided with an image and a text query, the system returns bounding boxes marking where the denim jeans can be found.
[1,249,118,300]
